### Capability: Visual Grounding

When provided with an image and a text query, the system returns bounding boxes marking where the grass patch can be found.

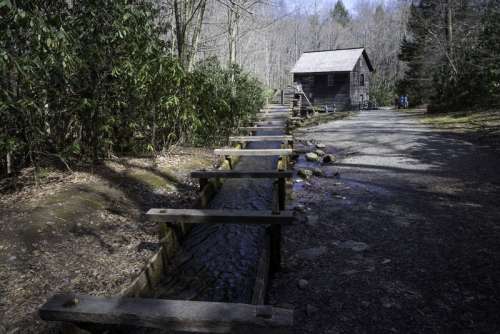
[420,110,500,131]
[129,171,177,191]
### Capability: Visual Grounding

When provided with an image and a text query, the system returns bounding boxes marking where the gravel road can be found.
[269,109,500,334]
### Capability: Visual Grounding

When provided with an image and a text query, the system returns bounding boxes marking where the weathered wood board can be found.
[39,294,293,333]
[229,135,293,142]
[240,126,285,131]
[254,121,287,126]
[214,149,293,156]
[191,170,293,179]
[146,209,294,225]
[256,114,290,119]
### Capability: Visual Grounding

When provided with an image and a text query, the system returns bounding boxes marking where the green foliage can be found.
[397,1,437,105]
[468,0,500,107]
[398,0,499,111]
[370,79,396,107]
[330,0,350,27]
[189,58,263,145]
[0,1,264,175]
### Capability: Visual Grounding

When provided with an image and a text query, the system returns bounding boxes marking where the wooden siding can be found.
[292,53,372,110]
[293,72,351,110]
[349,57,371,106]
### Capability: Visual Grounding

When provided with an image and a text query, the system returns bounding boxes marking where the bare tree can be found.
[172,0,207,70]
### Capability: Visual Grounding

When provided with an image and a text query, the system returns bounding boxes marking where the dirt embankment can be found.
[0,148,215,334]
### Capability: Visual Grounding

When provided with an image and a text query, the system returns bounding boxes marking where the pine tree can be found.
[474,0,500,106]
[330,0,350,27]
[398,1,438,105]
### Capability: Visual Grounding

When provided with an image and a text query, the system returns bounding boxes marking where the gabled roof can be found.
[291,47,374,74]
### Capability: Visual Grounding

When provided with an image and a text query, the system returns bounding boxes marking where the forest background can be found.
[1,0,498,177]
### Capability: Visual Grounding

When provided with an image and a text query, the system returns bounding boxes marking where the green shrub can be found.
[0,1,264,176]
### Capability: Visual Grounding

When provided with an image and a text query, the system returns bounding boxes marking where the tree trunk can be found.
[446,0,453,56]
[227,6,239,68]
[187,0,207,71]
[6,153,12,175]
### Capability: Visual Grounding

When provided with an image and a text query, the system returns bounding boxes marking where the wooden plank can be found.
[191,170,293,179]
[146,209,294,225]
[261,107,290,111]
[252,234,270,305]
[240,126,284,131]
[39,294,293,333]
[270,182,282,273]
[256,114,290,119]
[214,149,293,156]
[254,121,286,126]
[258,111,290,115]
[229,135,292,142]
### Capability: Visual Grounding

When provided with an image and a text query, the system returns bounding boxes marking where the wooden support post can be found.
[6,152,12,175]
[159,222,169,243]
[278,177,286,211]
[199,178,208,191]
[270,181,282,273]
[225,155,232,169]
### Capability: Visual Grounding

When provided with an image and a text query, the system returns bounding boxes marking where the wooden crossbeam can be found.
[256,113,290,119]
[261,107,289,111]
[214,148,293,156]
[254,121,286,126]
[39,294,293,333]
[240,126,284,131]
[191,170,293,179]
[229,135,292,143]
[259,110,290,114]
[146,209,294,225]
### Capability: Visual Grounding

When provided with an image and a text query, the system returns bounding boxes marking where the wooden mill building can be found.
[291,47,374,110]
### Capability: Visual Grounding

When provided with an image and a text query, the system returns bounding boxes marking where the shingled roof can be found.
[291,48,374,74]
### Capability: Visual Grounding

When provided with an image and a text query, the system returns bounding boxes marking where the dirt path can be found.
[269,109,500,333]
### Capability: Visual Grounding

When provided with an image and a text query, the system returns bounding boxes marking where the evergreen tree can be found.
[330,0,350,27]
[398,1,438,105]
[473,0,500,106]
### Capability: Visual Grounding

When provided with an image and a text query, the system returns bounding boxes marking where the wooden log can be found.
[146,209,294,225]
[39,294,293,333]
[191,170,293,179]
[229,135,292,143]
[214,149,293,156]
